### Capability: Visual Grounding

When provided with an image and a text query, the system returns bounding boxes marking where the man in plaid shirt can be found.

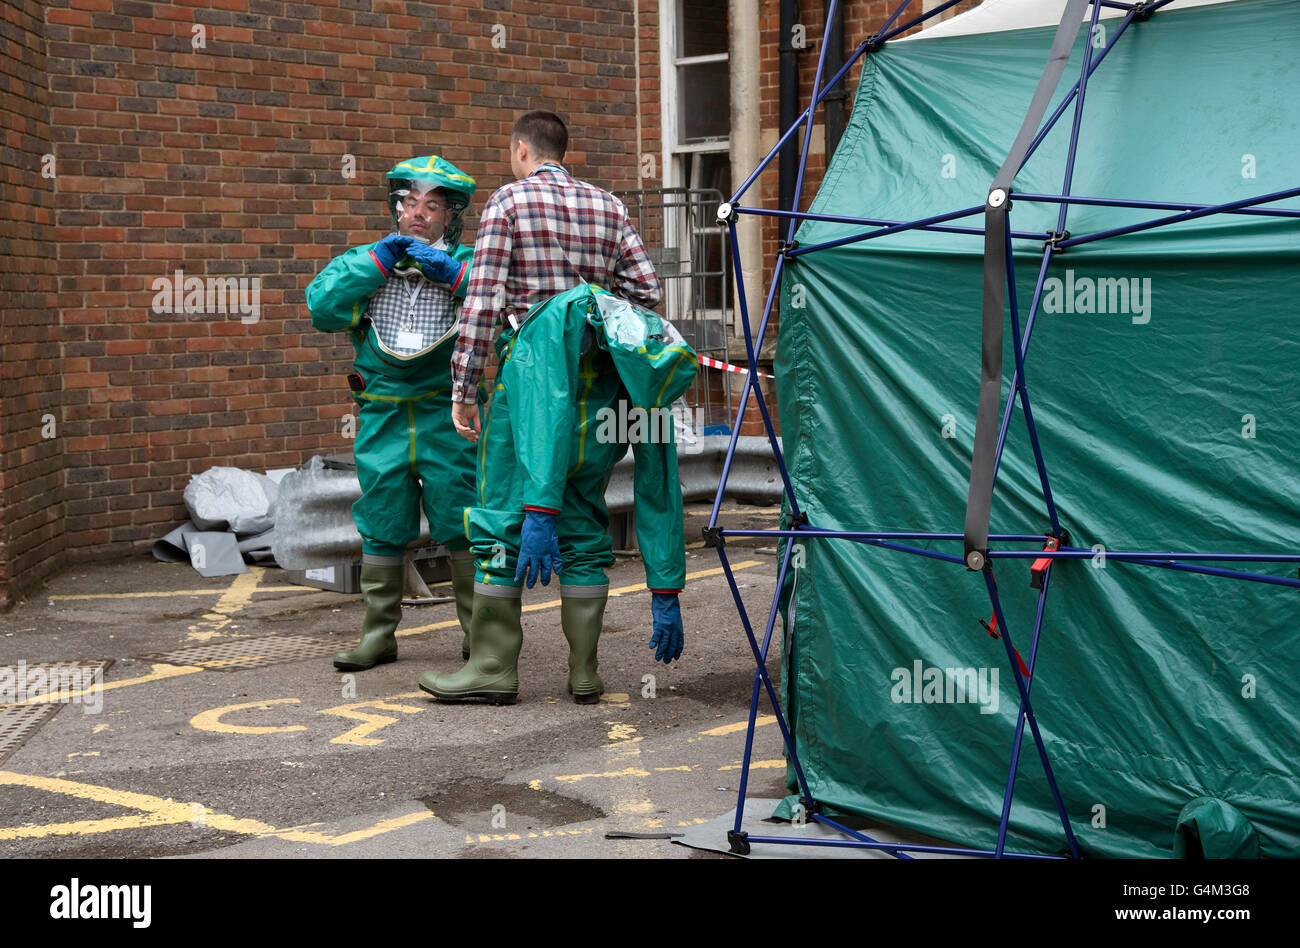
[422,111,686,707]
[449,111,662,436]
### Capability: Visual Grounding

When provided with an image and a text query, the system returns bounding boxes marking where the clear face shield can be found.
[389,180,456,247]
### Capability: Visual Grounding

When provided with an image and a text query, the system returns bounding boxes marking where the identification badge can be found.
[396,330,423,350]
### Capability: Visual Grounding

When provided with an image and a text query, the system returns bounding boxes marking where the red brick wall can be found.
[0,0,63,609]
[0,0,977,605]
[2,0,648,606]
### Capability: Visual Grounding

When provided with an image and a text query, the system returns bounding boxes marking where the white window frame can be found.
[659,0,731,326]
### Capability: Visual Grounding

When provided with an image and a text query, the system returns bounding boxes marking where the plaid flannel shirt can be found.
[450,163,662,403]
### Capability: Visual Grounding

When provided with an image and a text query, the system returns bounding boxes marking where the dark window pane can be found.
[680,0,728,57]
[679,60,730,143]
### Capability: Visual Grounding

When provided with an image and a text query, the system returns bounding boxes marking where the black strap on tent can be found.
[962,0,1091,571]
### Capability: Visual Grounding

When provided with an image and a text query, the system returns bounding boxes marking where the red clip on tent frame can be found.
[704,0,1300,858]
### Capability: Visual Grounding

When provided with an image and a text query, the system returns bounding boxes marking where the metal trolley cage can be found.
[708,0,1300,859]
[615,186,733,434]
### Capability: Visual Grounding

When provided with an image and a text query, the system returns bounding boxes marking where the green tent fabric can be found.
[772,0,1300,858]
[1173,797,1261,859]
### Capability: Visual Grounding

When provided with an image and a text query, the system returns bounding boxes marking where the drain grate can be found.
[1,660,112,700]
[0,660,115,766]
[0,706,61,767]
[137,634,341,671]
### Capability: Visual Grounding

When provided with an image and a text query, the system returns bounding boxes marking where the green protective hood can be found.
[387,154,476,248]
[588,288,699,411]
[770,0,1300,858]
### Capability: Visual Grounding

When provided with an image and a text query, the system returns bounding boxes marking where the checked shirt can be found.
[365,262,459,358]
[450,163,662,403]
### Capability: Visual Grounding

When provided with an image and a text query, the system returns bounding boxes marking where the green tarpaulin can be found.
[772,0,1299,857]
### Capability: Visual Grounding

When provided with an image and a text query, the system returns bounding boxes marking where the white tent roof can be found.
[904,0,1243,39]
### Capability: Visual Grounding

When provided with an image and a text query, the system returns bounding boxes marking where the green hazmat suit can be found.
[305,238,481,557]
[466,283,699,591]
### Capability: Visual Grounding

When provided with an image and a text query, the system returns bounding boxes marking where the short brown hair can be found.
[511,110,568,161]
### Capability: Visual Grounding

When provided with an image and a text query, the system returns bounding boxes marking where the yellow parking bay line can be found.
[700,715,777,737]
[49,586,315,601]
[400,560,763,637]
[1,663,203,709]
[0,770,431,845]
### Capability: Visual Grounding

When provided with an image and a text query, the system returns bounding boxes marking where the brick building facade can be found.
[0,0,972,607]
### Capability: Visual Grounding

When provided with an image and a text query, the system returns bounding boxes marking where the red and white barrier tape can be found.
[698,355,774,379]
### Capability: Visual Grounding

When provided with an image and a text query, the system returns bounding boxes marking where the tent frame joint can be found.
[1043,228,1071,252]
[702,525,726,549]
[727,830,751,855]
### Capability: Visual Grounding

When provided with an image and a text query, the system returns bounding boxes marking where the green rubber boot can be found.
[449,552,476,661]
[334,562,404,671]
[561,586,607,705]
[418,586,522,704]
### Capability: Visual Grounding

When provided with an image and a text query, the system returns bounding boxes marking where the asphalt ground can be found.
[0,502,797,859]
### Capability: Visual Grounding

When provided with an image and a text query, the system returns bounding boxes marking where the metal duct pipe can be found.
[823,0,846,160]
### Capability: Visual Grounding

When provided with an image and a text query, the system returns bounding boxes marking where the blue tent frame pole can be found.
[735,204,1051,240]
[785,0,840,244]
[999,226,1061,535]
[786,205,984,256]
[1056,185,1300,249]
[1021,8,1138,169]
[1012,191,1300,219]
[983,569,1082,858]
[705,222,800,530]
[727,539,803,836]
[994,562,1057,854]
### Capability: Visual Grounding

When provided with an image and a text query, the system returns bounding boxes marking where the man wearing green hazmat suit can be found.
[306,155,483,671]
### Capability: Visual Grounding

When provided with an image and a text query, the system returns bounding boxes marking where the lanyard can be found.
[402,273,424,330]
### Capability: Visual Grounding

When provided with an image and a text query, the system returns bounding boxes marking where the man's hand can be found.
[452,400,480,444]
[515,510,563,588]
[649,592,684,663]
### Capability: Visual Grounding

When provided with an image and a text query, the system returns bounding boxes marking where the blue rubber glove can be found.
[515,510,563,588]
[400,239,465,286]
[371,234,407,274]
[649,592,684,663]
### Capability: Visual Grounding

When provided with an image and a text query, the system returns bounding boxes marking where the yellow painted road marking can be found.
[400,560,762,636]
[273,810,434,845]
[190,698,306,735]
[467,827,597,843]
[0,770,431,846]
[1,663,203,709]
[554,767,650,783]
[186,568,266,643]
[605,722,637,743]
[319,699,424,746]
[189,692,428,746]
[718,759,785,771]
[700,715,776,737]
[398,617,460,638]
[49,586,316,601]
